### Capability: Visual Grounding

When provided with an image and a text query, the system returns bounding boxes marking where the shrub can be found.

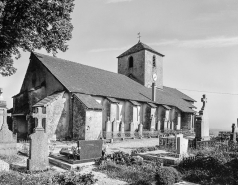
[51,171,97,185]
[0,170,97,185]
[97,160,161,184]
[155,167,182,185]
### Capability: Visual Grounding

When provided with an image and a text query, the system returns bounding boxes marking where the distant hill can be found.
[210,129,230,136]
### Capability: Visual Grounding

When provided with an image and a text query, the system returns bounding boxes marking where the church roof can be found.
[73,93,103,110]
[32,52,195,113]
[117,42,165,58]
[33,92,64,107]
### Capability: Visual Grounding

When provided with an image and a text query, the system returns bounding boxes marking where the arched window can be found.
[152,55,156,68]
[129,56,134,68]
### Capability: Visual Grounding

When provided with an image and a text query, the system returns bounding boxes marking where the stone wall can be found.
[124,101,133,131]
[142,104,151,130]
[47,92,68,140]
[72,97,86,140]
[181,113,192,130]
[157,106,166,130]
[144,51,163,89]
[118,50,145,85]
[85,110,102,140]
[102,99,110,131]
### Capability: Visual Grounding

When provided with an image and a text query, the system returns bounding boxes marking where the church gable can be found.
[20,53,65,98]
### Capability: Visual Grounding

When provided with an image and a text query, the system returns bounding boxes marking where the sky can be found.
[1,0,238,130]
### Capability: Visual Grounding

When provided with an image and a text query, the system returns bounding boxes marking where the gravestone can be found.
[0,89,17,156]
[150,114,156,131]
[138,123,143,137]
[0,159,9,171]
[120,121,125,138]
[130,122,135,137]
[52,140,103,164]
[230,123,237,143]
[105,117,112,139]
[27,107,49,171]
[177,134,188,156]
[112,119,118,138]
[195,94,210,141]
[78,140,103,161]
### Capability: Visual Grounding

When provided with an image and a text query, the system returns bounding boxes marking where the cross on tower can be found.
[32,107,46,130]
[138,32,141,42]
[201,94,207,110]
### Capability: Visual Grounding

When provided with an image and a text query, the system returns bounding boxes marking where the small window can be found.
[129,56,134,68]
[153,55,156,67]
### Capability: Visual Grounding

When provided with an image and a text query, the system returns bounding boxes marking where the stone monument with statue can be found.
[0,88,17,156]
[195,94,210,141]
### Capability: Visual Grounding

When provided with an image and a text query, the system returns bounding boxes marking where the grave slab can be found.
[0,159,9,171]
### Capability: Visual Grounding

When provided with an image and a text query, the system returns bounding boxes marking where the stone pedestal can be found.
[0,107,17,156]
[177,134,188,156]
[138,123,143,137]
[176,113,181,130]
[171,121,174,130]
[120,121,125,138]
[150,115,155,131]
[112,119,118,138]
[130,122,135,137]
[195,95,210,141]
[105,117,112,139]
[27,107,49,171]
[27,128,49,171]
[157,121,161,130]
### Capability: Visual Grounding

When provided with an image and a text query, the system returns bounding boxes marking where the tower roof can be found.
[117,42,165,58]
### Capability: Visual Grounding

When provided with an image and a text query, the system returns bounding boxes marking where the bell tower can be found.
[117,42,164,89]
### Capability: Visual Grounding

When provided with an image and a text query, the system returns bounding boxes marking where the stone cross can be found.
[32,107,46,130]
[201,94,207,111]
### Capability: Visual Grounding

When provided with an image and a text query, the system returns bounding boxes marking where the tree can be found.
[0,0,74,76]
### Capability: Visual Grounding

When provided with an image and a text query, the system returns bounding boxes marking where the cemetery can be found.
[1,87,238,185]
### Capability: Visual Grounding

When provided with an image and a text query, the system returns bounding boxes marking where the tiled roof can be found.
[163,87,196,102]
[129,100,140,106]
[33,92,64,107]
[117,42,164,58]
[148,103,157,108]
[32,52,195,113]
[73,93,103,110]
[162,105,171,110]
[107,97,119,103]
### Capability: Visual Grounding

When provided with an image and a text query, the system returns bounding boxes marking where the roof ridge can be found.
[33,52,130,78]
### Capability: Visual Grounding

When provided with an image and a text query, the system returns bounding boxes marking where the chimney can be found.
[152,82,156,101]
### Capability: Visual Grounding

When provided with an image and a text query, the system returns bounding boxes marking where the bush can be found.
[51,171,97,185]
[97,160,161,184]
[155,167,182,185]
[0,170,97,185]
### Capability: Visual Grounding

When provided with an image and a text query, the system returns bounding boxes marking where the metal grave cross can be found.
[201,94,207,110]
[138,32,141,42]
[32,107,46,129]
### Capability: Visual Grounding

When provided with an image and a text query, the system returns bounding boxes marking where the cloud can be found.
[89,36,238,53]
[106,0,133,3]
[149,37,238,48]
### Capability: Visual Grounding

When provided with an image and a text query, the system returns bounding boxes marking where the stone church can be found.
[12,42,196,140]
